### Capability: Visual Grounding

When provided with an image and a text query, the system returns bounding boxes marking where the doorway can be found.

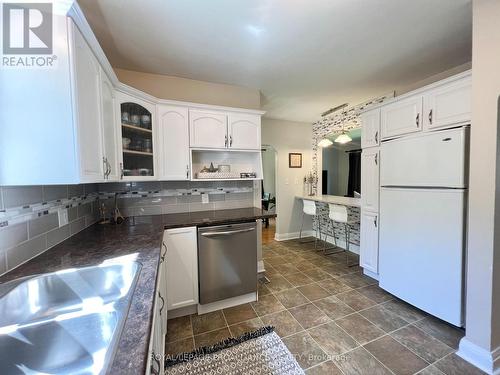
[261,145,277,244]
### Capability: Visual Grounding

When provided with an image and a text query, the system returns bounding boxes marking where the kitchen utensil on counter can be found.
[113,193,124,225]
[218,164,230,173]
[122,138,131,149]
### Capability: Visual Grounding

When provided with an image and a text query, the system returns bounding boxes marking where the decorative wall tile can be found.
[70,217,86,236]
[0,222,28,250]
[46,224,71,248]
[42,185,68,202]
[2,186,43,208]
[68,184,84,198]
[28,213,59,239]
[6,235,47,270]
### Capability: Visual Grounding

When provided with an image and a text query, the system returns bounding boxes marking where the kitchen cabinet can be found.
[228,113,261,150]
[158,105,190,180]
[361,148,380,212]
[189,110,228,148]
[360,109,380,148]
[164,227,198,310]
[99,68,119,181]
[360,210,379,274]
[73,22,104,182]
[381,96,423,140]
[423,76,471,130]
[116,91,157,180]
[148,255,166,375]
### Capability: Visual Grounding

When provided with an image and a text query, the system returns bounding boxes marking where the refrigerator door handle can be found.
[374,216,377,228]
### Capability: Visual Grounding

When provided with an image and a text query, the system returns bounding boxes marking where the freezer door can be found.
[379,187,465,326]
[380,127,468,188]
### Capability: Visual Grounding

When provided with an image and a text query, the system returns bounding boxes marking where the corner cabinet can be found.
[158,105,190,180]
[164,227,199,310]
[116,91,157,180]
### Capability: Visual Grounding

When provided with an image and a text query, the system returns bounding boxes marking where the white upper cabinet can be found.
[360,210,379,274]
[99,69,119,181]
[423,76,471,130]
[361,109,380,148]
[361,148,380,212]
[116,91,157,180]
[189,110,228,148]
[73,23,104,182]
[158,105,190,180]
[381,96,423,140]
[228,114,261,150]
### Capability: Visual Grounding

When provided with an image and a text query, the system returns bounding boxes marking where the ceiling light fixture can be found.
[318,138,333,147]
[334,131,352,144]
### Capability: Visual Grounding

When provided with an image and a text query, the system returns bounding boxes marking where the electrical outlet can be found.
[202,194,209,204]
[58,208,68,227]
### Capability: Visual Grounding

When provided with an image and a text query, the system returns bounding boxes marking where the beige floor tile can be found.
[222,303,257,325]
[194,327,231,348]
[336,313,386,344]
[434,353,486,375]
[191,310,226,335]
[357,285,394,304]
[382,298,428,323]
[308,321,358,356]
[317,277,352,294]
[336,290,378,311]
[274,288,310,308]
[166,315,192,342]
[260,310,304,337]
[305,360,343,374]
[285,272,315,287]
[251,294,286,316]
[314,295,355,320]
[334,347,392,375]
[414,316,465,349]
[282,331,329,369]
[267,274,294,293]
[360,305,410,333]
[301,267,331,282]
[299,283,331,301]
[165,337,195,358]
[228,317,265,337]
[289,303,331,329]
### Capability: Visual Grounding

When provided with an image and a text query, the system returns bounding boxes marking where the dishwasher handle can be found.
[200,227,255,237]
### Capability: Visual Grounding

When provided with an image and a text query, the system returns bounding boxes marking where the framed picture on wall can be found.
[289,153,302,168]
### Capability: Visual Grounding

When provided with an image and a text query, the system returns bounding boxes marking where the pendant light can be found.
[317,138,333,147]
[334,117,352,144]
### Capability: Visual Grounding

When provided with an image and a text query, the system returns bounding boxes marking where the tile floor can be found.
[165,238,484,375]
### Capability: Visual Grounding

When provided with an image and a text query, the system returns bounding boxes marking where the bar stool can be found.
[323,203,359,266]
[298,199,322,250]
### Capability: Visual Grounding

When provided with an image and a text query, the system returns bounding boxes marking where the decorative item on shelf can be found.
[304,171,317,196]
[121,112,130,124]
[218,164,230,173]
[240,172,257,178]
[122,137,131,149]
[143,139,152,153]
[197,171,240,179]
[130,114,140,126]
[140,114,151,129]
[208,162,217,172]
[132,139,143,151]
[289,153,302,168]
[139,168,151,176]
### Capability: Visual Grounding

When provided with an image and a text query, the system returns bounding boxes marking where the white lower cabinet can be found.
[164,227,198,310]
[360,210,379,274]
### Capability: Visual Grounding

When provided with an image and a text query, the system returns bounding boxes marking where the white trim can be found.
[167,304,198,319]
[360,70,471,113]
[198,293,257,314]
[457,337,500,375]
[363,269,379,281]
[274,230,315,241]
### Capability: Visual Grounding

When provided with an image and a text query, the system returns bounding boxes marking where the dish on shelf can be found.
[122,137,131,149]
[197,171,241,179]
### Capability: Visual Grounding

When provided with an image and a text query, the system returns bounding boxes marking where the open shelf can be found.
[190,149,262,181]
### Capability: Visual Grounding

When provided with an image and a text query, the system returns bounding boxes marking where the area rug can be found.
[165,326,305,374]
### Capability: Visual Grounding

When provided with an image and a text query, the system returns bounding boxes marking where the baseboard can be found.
[457,337,500,374]
[363,269,379,281]
[318,233,360,255]
[274,230,314,241]
[167,304,198,319]
[198,292,257,314]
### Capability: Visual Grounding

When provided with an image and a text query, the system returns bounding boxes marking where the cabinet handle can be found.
[428,109,433,125]
[159,292,165,315]
[374,154,378,165]
[374,216,378,228]
[106,158,111,178]
[160,242,167,263]
[416,113,420,127]
[224,135,228,147]
[375,131,378,144]
[103,157,107,179]
[186,165,189,180]
[230,135,233,147]
[120,162,124,179]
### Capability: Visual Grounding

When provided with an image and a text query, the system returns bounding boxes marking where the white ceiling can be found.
[79,0,472,122]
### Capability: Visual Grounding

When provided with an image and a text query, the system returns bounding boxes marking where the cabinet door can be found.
[361,109,380,148]
[73,25,104,182]
[99,69,119,181]
[189,110,227,148]
[361,148,380,212]
[158,105,190,180]
[164,227,198,310]
[424,77,471,130]
[360,210,379,274]
[228,113,261,150]
[116,91,157,180]
[381,96,423,140]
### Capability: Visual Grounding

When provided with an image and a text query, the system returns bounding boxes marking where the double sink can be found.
[0,260,141,374]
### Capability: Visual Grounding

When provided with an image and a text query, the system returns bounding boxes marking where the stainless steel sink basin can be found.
[0,259,141,374]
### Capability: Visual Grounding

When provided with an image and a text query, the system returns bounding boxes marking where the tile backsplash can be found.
[0,180,257,276]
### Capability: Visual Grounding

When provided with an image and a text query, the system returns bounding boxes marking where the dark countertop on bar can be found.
[0,207,275,374]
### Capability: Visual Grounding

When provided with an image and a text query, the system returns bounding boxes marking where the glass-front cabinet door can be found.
[116,91,156,180]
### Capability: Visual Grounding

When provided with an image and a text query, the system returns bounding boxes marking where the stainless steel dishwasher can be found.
[198,221,257,304]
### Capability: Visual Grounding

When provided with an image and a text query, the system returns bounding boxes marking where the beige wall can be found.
[262,118,313,239]
[459,1,500,373]
[115,68,261,109]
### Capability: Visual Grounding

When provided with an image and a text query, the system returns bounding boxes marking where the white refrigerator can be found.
[379,126,468,327]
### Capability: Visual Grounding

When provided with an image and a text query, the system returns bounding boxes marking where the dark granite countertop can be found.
[0,207,276,374]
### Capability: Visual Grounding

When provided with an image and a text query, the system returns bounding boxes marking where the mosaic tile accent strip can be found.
[313,202,360,246]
